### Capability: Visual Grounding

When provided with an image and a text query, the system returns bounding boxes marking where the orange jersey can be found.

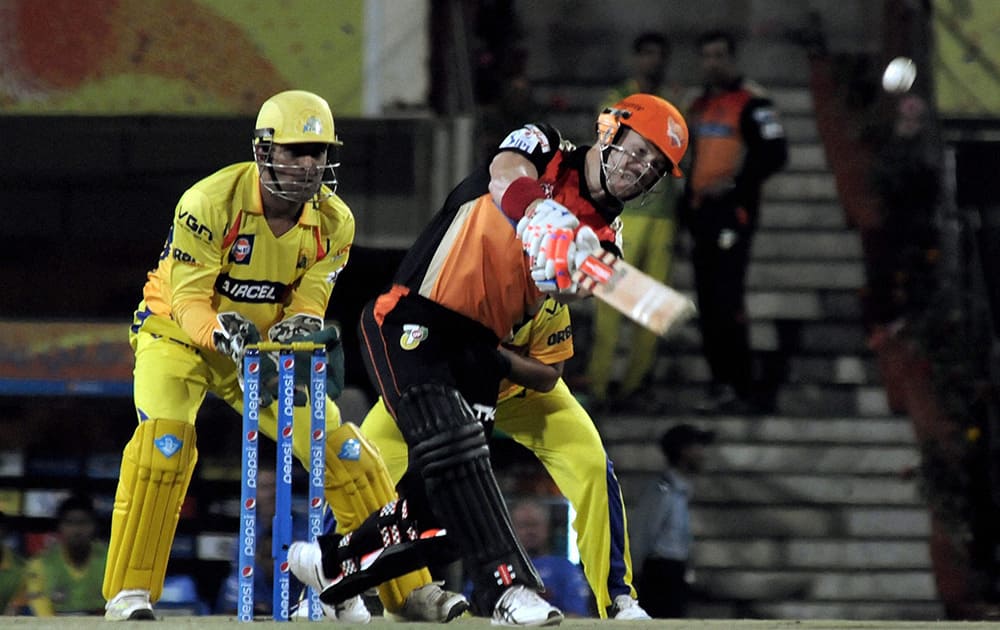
[390,124,620,340]
[132,162,354,349]
[687,79,786,206]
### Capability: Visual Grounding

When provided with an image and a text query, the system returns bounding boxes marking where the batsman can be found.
[285,94,689,627]
[103,90,464,622]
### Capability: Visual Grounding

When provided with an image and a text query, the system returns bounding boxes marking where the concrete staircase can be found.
[553,86,942,619]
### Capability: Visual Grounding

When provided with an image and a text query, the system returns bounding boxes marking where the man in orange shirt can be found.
[683,29,788,414]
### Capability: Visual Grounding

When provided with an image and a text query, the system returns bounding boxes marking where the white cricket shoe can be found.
[292,592,370,623]
[611,594,652,620]
[104,589,155,621]
[288,541,331,593]
[491,585,563,626]
[331,595,372,624]
[397,582,469,622]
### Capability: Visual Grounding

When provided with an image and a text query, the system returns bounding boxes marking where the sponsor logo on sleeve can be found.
[172,248,198,264]
[498,124,551,154]
[177,210,214,242]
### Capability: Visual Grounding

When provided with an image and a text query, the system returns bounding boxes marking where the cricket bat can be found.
[575,251,697,338]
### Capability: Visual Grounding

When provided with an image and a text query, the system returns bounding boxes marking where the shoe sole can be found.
[128,609,156,621]
[442,599,470,622]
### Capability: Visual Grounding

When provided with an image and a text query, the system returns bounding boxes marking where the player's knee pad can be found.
[322,422,433,611]
[395,384,541,613]
[103,418,197,603]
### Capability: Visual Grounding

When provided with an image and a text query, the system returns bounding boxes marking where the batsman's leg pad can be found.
[397,384,542,614]
[322,422,433,612]
[103,419,197,603]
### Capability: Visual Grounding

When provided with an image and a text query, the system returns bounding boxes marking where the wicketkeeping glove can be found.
[267,313,323,344]
[213,311,278,406]
[288,323,346,403]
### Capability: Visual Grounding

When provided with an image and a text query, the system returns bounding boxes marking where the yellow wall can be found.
[0,0,363,115]
[933,0,1000,117]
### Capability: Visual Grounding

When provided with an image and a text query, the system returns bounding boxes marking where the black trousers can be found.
[689,196,756,397]
[638,556,689,618]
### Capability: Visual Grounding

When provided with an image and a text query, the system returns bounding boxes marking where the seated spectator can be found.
[24,494,108,615]
[0,510,27,614]
[509,499,592,617]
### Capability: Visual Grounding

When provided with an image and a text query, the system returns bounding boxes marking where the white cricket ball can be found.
[882,56,916,93]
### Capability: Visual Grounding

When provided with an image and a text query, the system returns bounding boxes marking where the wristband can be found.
[500,177,546,221]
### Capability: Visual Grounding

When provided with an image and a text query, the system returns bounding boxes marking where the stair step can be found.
[690,506,930,538]
[769,87,815,116]
[660,320,870,355]
[695,569,937,601]
[781,115,820,144]
[600,415,915,445]
[704,598,945,630]
[764,171,837,201]
[752,230,861,260]
[670,260,864,290]
[595,383,889,417]
[760,201,847,229]
[788,143,828,171]
[692,474,919,506]
[695,539,931,570]
[611,443,918,476]
[691,600,944,621]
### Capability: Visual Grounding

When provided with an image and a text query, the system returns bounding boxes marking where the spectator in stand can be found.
[0,510,27,614]
[682,29,788,414]
[508,499,592,618]
[586,32,685,411]
[866,93,939,330]
[631,424,714,618]
[23,494,108,616]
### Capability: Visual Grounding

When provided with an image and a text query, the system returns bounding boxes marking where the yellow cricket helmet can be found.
[254,90,342,146]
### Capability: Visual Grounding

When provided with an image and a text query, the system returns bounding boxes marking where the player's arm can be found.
[167,190,230,348]
[489,123,562,221]
[737,96,788,193]
[500,348,564,393]
[500,298,572,393]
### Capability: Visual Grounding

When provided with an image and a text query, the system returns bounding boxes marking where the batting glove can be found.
[530,225,603,294]
[516,199,580,261]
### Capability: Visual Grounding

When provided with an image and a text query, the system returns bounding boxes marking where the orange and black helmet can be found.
[596,93,688,177]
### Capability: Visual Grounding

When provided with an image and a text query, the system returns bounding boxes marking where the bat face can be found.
[575,252,696,337]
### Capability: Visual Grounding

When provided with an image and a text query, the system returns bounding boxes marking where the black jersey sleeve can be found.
[494,122,563,174]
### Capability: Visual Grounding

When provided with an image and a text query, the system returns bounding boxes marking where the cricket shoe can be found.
[611,594,652,620]
[396,582,469,622]
[104,589,155,621]
[288,541,332,594]
[491,585,563,626]
[331,595,372,623]
[291,592,371,624]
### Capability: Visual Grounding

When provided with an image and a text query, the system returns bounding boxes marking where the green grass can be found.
[5,617,1000,630]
